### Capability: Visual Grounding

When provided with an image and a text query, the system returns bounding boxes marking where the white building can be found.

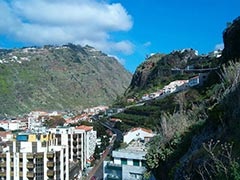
[103,140,147,180]
[49,126,86,170]
[75,125,97,161]
[49,125,97,170]
[0,133,70,180]
[123,127,155,145]
[0,120,27,131]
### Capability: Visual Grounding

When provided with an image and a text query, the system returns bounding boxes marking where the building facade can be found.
[0,133,69,180]
[103,140,147,180]
[0,125,97,180]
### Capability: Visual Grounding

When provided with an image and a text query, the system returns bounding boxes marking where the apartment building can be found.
[75,125,97,161]
[0,133,69,180]
[49,125,97,170]
[49,126,86,171]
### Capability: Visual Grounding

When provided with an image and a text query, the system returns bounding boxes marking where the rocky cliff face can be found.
[0,44,132,115]
[222,16,240,60]
[126,49,214,96]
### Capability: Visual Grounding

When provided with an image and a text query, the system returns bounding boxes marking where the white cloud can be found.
[143,41,151,47]
[215,43,224,50]
[0,0,134,54]
[108,54,126,65]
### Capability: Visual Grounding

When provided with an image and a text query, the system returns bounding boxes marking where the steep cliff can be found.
[222,16,240,60]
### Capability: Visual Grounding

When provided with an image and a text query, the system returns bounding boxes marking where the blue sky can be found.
[0,0,239,73]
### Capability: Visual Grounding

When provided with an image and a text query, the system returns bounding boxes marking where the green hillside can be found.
[0,44,132,115]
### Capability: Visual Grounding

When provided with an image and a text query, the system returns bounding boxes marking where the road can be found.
[86,116,122,180]
[86,136,115,180]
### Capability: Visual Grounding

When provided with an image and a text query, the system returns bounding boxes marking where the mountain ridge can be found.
[0,44,132,116]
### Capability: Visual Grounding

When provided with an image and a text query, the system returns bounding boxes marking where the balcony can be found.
[47,170,55,177]
[10,162,14,167]
[47,161,54,168]
[73,134,77,139]
[0,172,6,176]
[27,154,34,159]
[27,171,35,178]
[73,148,77,153]
[0,154,6,158]
[73,141,77,146]
[27,162,35,169]
[19,162,23,167]
[0,162,5,167]
[36,153,43,158]
[47,153,54,159]
[106,174,121,180]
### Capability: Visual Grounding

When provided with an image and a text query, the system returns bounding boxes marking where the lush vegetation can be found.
[0,44,131,116]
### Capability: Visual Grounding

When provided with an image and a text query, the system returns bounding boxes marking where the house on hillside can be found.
[103,140,147,180]
[123,127,155,144]
[141,94,151,101]
[163,83,177,94]
[188,76,200,87]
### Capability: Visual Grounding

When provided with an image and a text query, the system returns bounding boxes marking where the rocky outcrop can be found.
[126,49,201,94]
[222,16,240,60]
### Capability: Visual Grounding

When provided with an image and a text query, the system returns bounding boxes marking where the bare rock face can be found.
[222,16,240,60]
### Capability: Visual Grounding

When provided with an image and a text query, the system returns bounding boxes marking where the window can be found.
[121,158,127,165]
[141,160,146,167]
[133,159,139,166]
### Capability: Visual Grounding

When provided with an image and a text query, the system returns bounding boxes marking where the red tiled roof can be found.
[75,125,93,131]
[0,131,11,137]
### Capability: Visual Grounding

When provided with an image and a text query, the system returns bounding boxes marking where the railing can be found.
[0,162,5,167]
[47,153,54,159]
[19,162,23,167]
[27,154,34,159]
[47,170,55,177]
[47,161,54,168]
[0,154,6,158]
[106,174,121,180]
[27,162,35,169]
[27,171,35,178]
[0,172,6,176]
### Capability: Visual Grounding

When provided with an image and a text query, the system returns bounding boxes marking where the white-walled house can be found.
[0,120,27,131]
[123,127,155,144]
[103,140,148,180]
